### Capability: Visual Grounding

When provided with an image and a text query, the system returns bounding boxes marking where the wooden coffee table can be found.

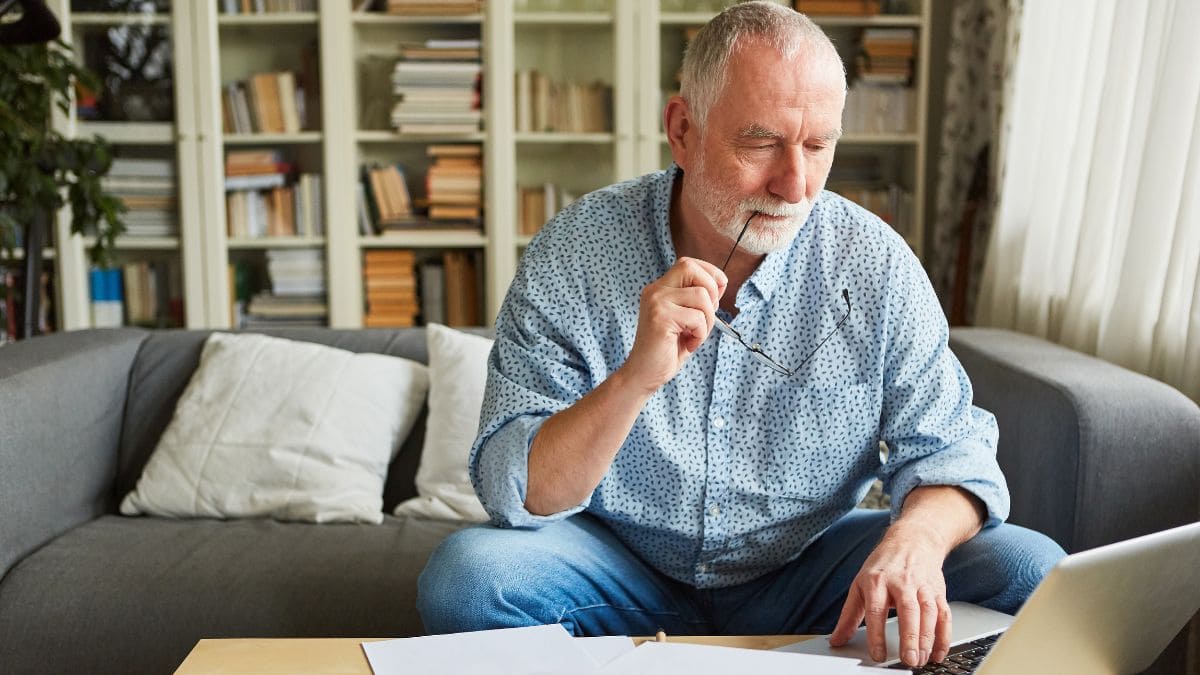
[175,634,816,674]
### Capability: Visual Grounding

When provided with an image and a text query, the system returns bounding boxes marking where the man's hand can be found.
[829,486,986,668]
[829,521,953,667]
[621,257,728,394]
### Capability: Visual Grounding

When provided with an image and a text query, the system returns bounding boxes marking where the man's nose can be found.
[768,144,807,205]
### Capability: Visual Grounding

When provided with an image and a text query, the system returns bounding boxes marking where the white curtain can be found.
[977,0,1200,402]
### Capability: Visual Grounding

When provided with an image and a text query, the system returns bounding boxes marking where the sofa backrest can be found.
[117,327,485,514]
[0,328,148,579]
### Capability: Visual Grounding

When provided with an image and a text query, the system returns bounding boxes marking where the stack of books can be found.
[391,40,482,135]
[386,0,481,15]
[242,249,327,328]
[857,28,915,85]
[363,249,419,327]
[225,151,323,239]
[359,164,419,234]
[104,158,177,238]
[222,70,308,134]
[514,71,612,133]
[426,144,483,227]
[243,293,328,328]
[266,249,325,295]
[843,28,916,134]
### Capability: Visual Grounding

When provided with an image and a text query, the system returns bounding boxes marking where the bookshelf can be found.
[42,0,933,333]
[49,0,205,331]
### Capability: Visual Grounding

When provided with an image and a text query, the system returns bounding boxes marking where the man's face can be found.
[682,40,845,254]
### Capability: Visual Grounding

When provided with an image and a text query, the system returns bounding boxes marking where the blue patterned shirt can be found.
[470,165,1008,588]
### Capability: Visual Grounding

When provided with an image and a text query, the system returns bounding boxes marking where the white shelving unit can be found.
[50,0,208,330]
[44,0,932,332]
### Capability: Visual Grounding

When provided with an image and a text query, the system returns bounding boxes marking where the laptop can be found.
[780,520,1200,674]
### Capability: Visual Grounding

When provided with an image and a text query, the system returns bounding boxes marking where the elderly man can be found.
[418,2,1064,669]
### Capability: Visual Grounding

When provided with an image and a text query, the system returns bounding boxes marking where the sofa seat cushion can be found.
[0,514,469,675]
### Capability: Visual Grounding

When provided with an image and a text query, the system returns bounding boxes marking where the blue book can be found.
[89,267,124,328]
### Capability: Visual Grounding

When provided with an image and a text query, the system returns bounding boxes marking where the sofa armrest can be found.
[0,328,147,579]
[949,327,1200,554]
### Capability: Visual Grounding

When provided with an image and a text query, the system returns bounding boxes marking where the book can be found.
[442,250,480,327]
[277,71,301,133]
[89,267,124,328]
[362,248,420,327]
[418,260,445,325]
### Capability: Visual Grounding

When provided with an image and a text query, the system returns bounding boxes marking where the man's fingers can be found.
[677,307,709,353]
[917,586,938,665]
[829,588,865,646]
[895,586,922,667]
[932,597,953,663]
[863,583,891,663]
[653,286,717,335]
[665,257,728,308]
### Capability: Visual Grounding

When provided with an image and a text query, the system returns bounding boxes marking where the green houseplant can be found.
[0,33,126,331]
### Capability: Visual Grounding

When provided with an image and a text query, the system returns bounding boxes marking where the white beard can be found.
[714,196,814,255]
[686,163,814,255]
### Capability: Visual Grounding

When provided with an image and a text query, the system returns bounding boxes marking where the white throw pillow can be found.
[394,323,493,522]
[120,332,429,524]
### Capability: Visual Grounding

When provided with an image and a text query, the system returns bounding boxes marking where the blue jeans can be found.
[417,509,1066,636]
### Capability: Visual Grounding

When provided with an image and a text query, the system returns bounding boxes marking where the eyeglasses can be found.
[712,212,851,377]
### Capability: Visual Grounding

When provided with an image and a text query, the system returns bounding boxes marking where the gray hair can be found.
[679,1,844,128]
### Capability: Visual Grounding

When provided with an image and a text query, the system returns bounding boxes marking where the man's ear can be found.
[663,95,695,171]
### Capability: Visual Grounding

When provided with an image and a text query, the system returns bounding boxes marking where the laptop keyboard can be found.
[888,632,1002,674]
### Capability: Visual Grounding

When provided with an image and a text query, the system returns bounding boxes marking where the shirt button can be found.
[712,416,726,429]
[708,504,720,517]
[696,563,709,574]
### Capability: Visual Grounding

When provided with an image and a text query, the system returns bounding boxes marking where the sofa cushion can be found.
[117,328,493,514]
[395,324,493,522]
[120,332,429,524]
[116,329,432,504]
[0,514,470,674]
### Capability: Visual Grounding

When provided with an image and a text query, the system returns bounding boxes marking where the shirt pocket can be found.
[755,381,878,500]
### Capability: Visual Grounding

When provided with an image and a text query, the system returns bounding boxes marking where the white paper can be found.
[574,636,636,667]
[361,624,598,675]
[593,642,866,675]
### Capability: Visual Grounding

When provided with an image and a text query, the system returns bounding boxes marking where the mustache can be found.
[739,196,811,218]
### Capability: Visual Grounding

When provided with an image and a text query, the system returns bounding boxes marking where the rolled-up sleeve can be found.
[877,246,1010,528]
[469,245,598,528]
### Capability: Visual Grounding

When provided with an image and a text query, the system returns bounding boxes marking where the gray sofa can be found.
[0,326,1196,674]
